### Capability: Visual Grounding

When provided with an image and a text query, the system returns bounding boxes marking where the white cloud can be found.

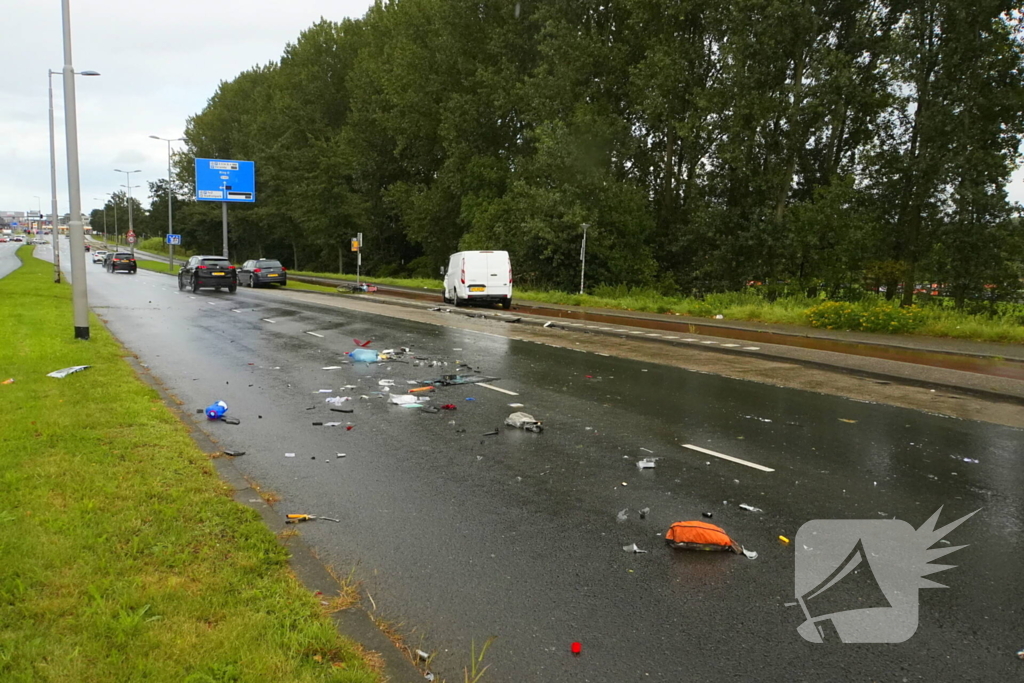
[0,0,372,214]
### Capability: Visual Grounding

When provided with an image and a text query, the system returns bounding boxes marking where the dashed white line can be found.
[477,382,519,396]
[700,340,718,344]
[743,346,760,350]
[682,444,775,472]
[261,318,276,323]
[681,338,699,342]
[207,302,217,305]
[629,331,645,335]
[721,343,740,347]
[305,331,324,338]
[664,336,679,339]
[231,309,242,313]
[646,333,662,337]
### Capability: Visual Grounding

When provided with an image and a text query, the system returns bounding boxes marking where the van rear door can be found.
[463,253,489,292]
[484,251,510,292]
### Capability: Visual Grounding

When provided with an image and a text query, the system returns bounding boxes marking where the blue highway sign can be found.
[166,234,182,245]
[194,158,255,203]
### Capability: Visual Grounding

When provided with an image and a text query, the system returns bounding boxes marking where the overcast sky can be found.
[2,0,1023,218]
[1,0,372,217]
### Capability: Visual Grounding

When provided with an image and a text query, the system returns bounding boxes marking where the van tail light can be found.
[228,265,236,269]
[460,258,466,285]
[253,268,261,273]
[198,265,207,269]
[281,267,287,272]
[509,265,513,284]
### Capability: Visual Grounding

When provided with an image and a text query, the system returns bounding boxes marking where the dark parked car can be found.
[238,259,287,288]
[106,252,137,273]
[178,255,237,293]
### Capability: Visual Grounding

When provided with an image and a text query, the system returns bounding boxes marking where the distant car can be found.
[0,237,8,243]
[12,236,23,243]
[178,255,237,293]
[106,252,137,274]
[92,250,108,264]
[238,259,287,288]
[84,244,90,252]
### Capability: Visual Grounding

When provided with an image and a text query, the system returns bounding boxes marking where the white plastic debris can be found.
[505,412,542,432]
[323,422,342,427]
[46,365,90,378]
[738,503,763,513]
[378,379,395,386]
[317,389,334,393]
[742,548,758,560]
[963,457,979,464]
[616,509,628,523]
[622,543,648,554]
[325,396,351,405]
[389,394,428,406]
[285,453,296,458]
[637,458,657,469]
[508,402,524,408]
[322,366,343,370]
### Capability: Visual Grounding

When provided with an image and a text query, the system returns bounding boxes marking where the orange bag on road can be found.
[665,521,742,554]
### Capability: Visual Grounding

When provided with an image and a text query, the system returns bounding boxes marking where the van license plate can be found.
[469,286,485,292]
[212,272,225,276]
[268,274,278,277]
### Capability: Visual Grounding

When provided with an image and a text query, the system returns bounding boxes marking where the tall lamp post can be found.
[59,0,92,339]
[579,223,590,295]
[50,68,99,283]
[149,135,184,270]
[114,169,141,256]
[106,192,119,248]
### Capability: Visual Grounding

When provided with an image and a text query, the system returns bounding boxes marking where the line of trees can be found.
[122,1,1024,306]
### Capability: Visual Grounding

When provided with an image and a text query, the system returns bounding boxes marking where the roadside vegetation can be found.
[0,247,380,682]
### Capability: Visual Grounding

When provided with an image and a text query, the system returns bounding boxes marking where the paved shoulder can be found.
[0,243,23,279]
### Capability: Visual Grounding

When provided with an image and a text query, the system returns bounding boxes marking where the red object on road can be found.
[441,404,457,410]
[353,338,372,347]
[571,642,582,655]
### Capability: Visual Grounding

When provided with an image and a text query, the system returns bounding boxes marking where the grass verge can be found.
[0,247,380,682]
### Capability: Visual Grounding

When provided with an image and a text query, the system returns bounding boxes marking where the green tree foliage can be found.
[164,0,1024,302]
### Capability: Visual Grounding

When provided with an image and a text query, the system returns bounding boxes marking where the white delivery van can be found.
[443,250,513,309]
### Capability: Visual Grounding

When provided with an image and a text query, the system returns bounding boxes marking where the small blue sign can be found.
[11,221,19,227]
[166,234,181,245]
[194,158,255,203]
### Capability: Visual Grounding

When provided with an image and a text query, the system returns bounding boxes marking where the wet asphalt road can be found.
[41,240,1024,681]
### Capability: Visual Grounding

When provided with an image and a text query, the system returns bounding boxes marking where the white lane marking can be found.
[207,302,217,305]
[595,352,610,356]
[646,333,662,337]
[681,338,698,341]
[188,296,196,299]
[305,331,325,338]
[682,444,775,473]
[231,309,242,313]
[664,336,679,339]
[477,382,519,396]
[743,346,760,350]
[721,343,740,347]
[629,331,645,335]
[700,340,718,344]
[262,318,276,323]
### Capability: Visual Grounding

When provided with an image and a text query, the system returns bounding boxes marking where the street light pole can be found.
[49,68,99,284]
[579,223,590,295]
[60,0,90,340]
[149,135,184,270]
[114,169,141,256]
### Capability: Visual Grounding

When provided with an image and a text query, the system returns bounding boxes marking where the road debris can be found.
[738,503,763,513]
[322,366,344,370]
[317,389,334,393]
[415,650,430,661]
[347,348,380,363]
[222,450,245,457]
[205,400,228,420]
[962,457,979,464]
[1,378,13,385]
[571,642,582,655]
[330,407,354,414]
[778,535,791,544]
[286,514,341,524]
[325,396,352,405]
[285,453,296,458]
[505,412,543,432]
[378,379,395,386]
[509,402,524,408]
[838,418,858,424]
[220,417,241,425]
[636,458,656,469]
[622,543,648,554]
[665,521,746,555]
[47,365,91,379]
[441,404,457,410]
[639,507,650,519]
[702,512,713,519]
[389,394,429,407]
[616,509,628,523]
[483,429,499,436]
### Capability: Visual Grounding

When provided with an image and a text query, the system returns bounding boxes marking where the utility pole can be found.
[579,223,590,295]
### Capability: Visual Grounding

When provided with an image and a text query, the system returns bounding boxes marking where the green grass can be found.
[0,247,380,682]
[290,270,443,291]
